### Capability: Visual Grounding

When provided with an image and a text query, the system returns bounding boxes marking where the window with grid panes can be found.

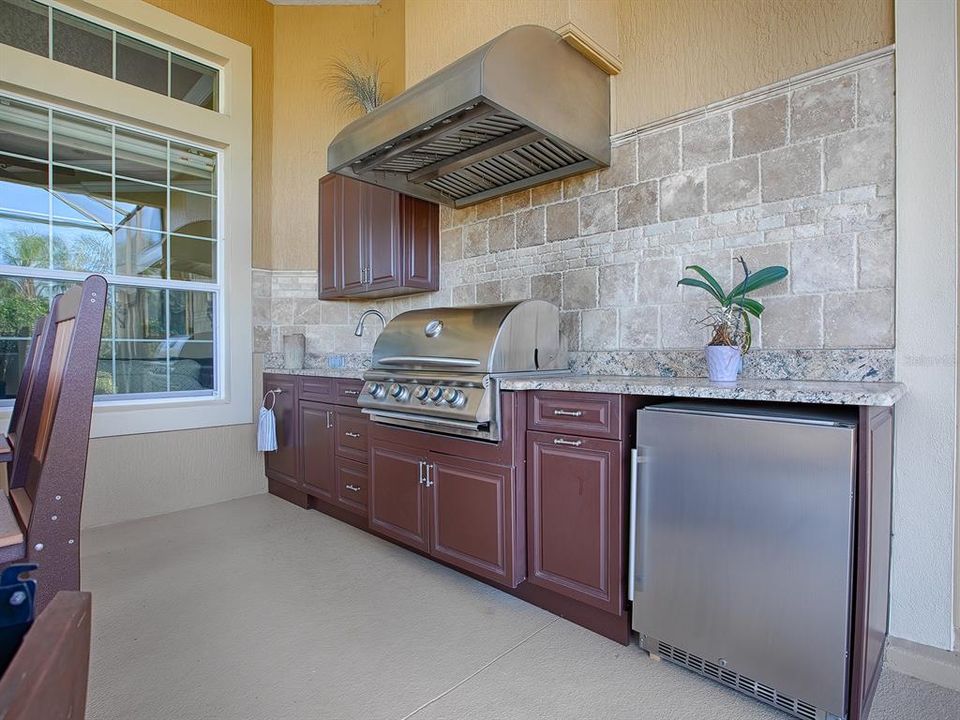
[0,94,219,400]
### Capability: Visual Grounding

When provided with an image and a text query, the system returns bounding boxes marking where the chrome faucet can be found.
[354,309,387,337]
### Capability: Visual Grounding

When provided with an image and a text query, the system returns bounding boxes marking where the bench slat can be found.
[0,494,24,549]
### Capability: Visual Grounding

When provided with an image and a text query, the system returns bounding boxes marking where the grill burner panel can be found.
[360,301,566,441]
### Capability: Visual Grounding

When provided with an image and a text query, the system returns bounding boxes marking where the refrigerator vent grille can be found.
[656,641,821,720]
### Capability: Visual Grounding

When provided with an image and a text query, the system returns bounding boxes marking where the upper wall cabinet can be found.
[318,174,439,300]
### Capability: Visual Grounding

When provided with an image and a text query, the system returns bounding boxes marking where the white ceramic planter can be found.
[705,345,741,382]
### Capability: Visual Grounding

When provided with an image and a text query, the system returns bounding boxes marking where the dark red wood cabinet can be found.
[264,375,369,519]
[300,401,335,501]
[265,373,897,691]
[263,374,299,488]
[369,436,526,588]
[369,440,431,553]
[318,174,439,300]
[527,432,623,615]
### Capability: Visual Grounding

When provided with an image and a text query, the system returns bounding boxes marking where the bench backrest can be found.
[6,315,48,441]
[16,276,106,610]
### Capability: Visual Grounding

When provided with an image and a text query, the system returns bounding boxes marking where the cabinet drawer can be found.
[335,408,369,462]
[334,378,364,405]
[300,376,334,401]
[335,457,368,516]
[528,391,621,440]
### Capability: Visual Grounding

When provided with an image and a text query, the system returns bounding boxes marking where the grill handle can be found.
[377,356,481,368]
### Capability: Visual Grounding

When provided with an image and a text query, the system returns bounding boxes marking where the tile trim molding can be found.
[612,45,896,146]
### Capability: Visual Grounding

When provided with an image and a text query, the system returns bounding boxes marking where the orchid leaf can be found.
[730,297,764,317]
[677,278,724,302]
[726,266,788,302]
[684,265,726,299]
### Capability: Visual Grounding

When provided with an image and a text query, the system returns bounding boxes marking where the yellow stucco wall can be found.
[615,0,894,131]
[405,0,894,133]
[270,0,405,270]
[144,0,892,268]
[144,0,275,268]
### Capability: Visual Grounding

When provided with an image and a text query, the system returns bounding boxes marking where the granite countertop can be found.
[497,374,905,407]
[264,368,905,406]
[264,367,366,379]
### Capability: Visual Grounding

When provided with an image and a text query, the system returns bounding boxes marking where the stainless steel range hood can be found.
[327,25,611,208]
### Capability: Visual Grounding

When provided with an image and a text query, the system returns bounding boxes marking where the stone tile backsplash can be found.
[256,53,896,381]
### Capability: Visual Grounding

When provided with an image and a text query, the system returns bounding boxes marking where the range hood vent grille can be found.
[328,26,611,208]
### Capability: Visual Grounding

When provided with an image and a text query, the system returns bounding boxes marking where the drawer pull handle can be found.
[343,389,360,396]
[552,409,583,417]
[345,484,361,493]
[553,438,582,447]
[344,431,361,439]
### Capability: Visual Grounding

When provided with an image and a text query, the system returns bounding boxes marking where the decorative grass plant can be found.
[328,56,386,115]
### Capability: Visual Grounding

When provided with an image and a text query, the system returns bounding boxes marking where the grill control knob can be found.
[413,385,429,401]
[367,382,386,399]
[442,388,466,408]
[389,383,409,401]
[427,386,443,403]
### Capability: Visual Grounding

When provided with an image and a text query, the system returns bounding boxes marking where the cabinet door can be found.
[318,175,340,298]
[369,440,429,552]
[400,195,439,291]
[526,432,623,613]
[338,176,365,294]
[363,182,400,291]
[263,375,299,486]
[300,401,336,501]
[428,453,524,587]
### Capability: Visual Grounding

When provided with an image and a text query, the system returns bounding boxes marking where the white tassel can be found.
[258,390,279,452]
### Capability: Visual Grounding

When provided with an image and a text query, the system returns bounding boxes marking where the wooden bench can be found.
[0,591,92,720]
[0,276,107,612]
[2,316,48,469]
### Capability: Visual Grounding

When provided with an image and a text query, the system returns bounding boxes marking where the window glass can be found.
[170,235,214,282]
[116,34,168,96]
[116,128,166,185]
[0,5,219,111]
[0,98,48,160]
[52,9,113,78]
[0,95,220,400]
[170,55,217,111]
[0,0,49,58]
[0,154,49,216]
[170,143,215,195]
[169,190,215,239]
[52,112,112,173]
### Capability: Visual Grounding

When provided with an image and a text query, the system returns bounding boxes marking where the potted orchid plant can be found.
[678,258,788,382]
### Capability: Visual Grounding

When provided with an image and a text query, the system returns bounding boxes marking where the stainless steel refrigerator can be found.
[630,402,858,720]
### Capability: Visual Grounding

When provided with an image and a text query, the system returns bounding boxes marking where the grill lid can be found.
[327,25,611,208]
[370,301,567,375]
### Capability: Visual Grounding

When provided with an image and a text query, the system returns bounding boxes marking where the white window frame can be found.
[0,0,252,437]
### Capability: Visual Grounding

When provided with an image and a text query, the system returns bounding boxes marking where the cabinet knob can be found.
[344,389,360,396]
[553,437,582,447]
[345,484,361,493]
[552,409,583,417]
[344,431,361,439]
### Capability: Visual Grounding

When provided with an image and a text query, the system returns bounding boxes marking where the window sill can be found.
[0,394,253,439]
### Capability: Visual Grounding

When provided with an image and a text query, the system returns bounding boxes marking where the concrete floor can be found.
[82,494,960,720]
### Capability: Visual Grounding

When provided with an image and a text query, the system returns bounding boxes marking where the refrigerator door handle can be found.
[628,448,638,601]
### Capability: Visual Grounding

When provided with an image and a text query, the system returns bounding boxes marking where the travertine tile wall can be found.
[256,53,896,381]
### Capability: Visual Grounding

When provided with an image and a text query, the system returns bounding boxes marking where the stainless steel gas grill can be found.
[359,301,567,441]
